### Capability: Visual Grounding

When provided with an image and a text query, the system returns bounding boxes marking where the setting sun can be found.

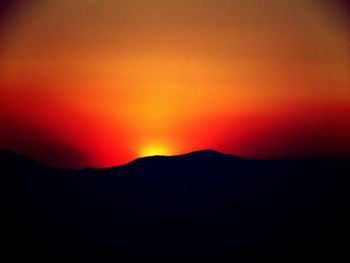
[139,144,172,157]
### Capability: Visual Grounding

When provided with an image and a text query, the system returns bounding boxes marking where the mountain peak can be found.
[181,149,227,156]
[178,149,242,160]
[0,149,26,162]
[0,150,52,171]
[116,149,244,175]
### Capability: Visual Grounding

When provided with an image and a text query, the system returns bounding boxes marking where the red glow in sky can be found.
[1,0,349,167]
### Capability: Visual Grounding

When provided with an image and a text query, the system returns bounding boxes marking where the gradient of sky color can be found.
[1,0,349,167]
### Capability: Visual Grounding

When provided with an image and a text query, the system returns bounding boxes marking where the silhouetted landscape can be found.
[1,150,349,262]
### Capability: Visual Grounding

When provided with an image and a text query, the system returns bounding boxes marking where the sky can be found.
[0,0,349,168]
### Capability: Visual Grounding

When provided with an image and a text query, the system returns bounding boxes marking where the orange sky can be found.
[1,0,349,167]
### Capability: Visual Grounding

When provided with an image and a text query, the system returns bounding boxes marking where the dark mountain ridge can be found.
[1,150,349,262]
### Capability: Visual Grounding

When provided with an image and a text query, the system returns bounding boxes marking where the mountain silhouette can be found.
[1,150,349,262]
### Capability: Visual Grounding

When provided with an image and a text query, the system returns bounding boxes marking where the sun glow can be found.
[139,144,172,157]
[0,1,349,168]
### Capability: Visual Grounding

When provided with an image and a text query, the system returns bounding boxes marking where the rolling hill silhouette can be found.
[1,150,349,262]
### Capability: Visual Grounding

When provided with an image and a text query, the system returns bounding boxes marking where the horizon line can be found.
[1,148,349,170]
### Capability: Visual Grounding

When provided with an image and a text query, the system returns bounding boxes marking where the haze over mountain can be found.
[1,149,349,262]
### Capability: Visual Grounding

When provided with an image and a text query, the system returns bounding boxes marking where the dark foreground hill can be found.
[1,150,349,262]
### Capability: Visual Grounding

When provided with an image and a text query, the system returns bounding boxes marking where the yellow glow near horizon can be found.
[0,0,349,168]
[139,144,172,157]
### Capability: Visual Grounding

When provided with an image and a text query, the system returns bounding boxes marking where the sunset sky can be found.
[1,0,349,168]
